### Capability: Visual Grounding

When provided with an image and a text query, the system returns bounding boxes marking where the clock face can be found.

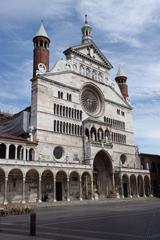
[38,63,46,74]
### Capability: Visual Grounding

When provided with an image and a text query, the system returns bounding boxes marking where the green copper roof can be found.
[35,22,49,39]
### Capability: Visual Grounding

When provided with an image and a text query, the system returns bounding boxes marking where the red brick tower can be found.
[33,22,50,77]
[115,66,129,100]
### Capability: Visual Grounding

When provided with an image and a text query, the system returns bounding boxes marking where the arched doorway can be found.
[0,168,5,203]
[93,150,113,198]
[26,169,39,202]
[69,171,80,200]
[130,175,137,197]
[41,170,54,202]
[144,175,150,196]
[8,169,23,203]
[56,171,67,201]
[122,174,129,197]
[81,172,91,200]
[138,175,144,197]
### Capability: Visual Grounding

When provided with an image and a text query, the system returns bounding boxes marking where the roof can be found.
[0,133,37,145]
[116,66,127,78]
[35,22,49,39]
[140,153,160,158]
[0,112,12,124]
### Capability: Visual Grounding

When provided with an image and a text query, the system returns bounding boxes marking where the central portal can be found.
[93,150,113,198]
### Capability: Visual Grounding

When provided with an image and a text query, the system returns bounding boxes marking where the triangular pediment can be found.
[64,41,113,70]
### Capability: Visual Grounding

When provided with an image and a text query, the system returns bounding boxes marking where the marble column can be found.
[79,178,82,201]
[67,178,70,201]
[53,176,56,202]
[38,175,42,203]
[91,176,94,200]
[4,176,8,205]
[22,176,26,204]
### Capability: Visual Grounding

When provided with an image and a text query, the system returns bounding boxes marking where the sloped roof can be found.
[35,22,49,39]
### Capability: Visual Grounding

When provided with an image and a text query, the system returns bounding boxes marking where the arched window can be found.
[72,124,74,135]
[29,148,35,161]
[9,144,16,159]
[80,65,84,75]
[69,108,71,118]
[61,92,63,99]
[90,127,97,141]
[57,105,59,115]
[69,123,71,134]
[60,121,62,133]
[85,128,89,140]
[60,106,62,116]
[0,143,6,159]
[58,91,61,98]
[17,145,23,160]
[120,154,127,165]
[63,106,65,117]
[86,67,91,77]
[72,109,74,118]
[69,94,72,101]
[54,120,56,132]
[80,111,82,120]
[66,123,69,134]
[54,104,56,115]
[57,121,59,132]
[66,107,68,117]
[63,122,65,133]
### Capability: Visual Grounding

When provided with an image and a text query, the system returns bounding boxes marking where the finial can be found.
[85,14,88,24]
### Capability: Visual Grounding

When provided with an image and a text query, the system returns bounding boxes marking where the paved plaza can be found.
[0,198,160,240]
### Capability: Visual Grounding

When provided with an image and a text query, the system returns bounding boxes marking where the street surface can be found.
[0,198,160,240]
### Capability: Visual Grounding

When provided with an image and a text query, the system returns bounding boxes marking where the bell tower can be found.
[33,22,50,77]
[115,66,129,100]
[81,14,92,44]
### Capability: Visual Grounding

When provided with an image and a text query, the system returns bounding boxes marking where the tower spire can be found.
[81,14,92,44]
[32,22,50,77]
[115,65,129,100]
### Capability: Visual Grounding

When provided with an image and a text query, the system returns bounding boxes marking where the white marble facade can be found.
[0,19,151,204]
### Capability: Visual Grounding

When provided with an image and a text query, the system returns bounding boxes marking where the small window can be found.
[120,154,127,165]
[117,109,120,115]
[53,146,64,159]
[121,111,125,116]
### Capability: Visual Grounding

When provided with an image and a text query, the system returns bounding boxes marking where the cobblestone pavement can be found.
[0,198,160,240]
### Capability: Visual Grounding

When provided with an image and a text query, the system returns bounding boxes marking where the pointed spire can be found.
[35,21,49,39]
[81,14,92,44]
[116,65,127,78]
[85,14,88,24]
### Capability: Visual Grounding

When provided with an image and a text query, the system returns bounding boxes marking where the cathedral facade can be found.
[0,17,151,204]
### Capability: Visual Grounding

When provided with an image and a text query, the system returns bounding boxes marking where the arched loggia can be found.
[93,150,113,199]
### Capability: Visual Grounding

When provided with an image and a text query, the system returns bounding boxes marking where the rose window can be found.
[81,85,103,116]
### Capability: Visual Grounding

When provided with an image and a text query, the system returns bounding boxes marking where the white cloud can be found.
[77,0,160,46]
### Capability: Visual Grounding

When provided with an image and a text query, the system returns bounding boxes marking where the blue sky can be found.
[0,0,160,154]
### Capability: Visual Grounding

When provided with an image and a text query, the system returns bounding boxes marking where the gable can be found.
[64,42,113,70]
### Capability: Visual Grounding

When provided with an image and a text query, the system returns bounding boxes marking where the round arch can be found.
[8,168,23,203]
[122,174,129,198]
[93,150,113,199]
[69,171,80,200]
[26,169,39,202]
[81,172,91,200]
[0,143,6,159]
[56,171,67,201]
[41,170,54,202]
[138,175,144,197]
[130,174,137,197]
[0,168,5,203]
[144,175,150,196]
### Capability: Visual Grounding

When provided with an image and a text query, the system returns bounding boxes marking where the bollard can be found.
[30,212,36,236]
